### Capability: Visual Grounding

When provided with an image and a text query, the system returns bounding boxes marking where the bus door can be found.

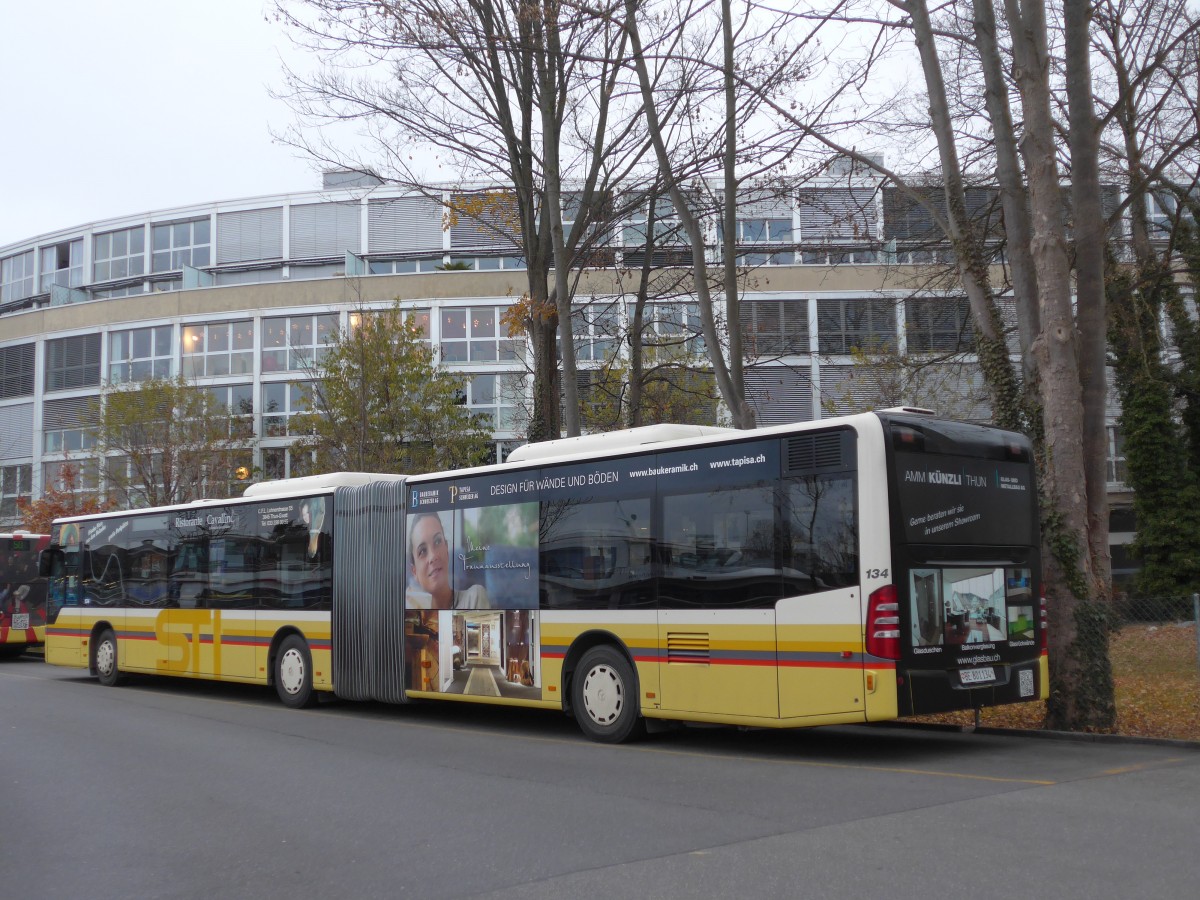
[655,482,781,720]
[180,532,256,680]
[162,525,255,681]
[776,455,864,720]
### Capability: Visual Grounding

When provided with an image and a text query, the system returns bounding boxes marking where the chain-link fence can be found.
[1112,592,1200,674]
[1099,593,1200,741]
[1114,593,1200,633]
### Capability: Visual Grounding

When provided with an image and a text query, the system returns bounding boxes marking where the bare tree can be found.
[618,0,816,428]
[275,0,647,440]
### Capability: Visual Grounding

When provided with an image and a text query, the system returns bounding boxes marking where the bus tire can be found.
[94,629,122,687]
[275,634,315,709]
[572,645,645,743]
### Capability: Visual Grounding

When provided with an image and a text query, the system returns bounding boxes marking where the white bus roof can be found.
[505,424,738,464]
[242,472,405,499]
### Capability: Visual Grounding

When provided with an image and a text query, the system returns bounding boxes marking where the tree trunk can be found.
[622,0,750,429]
[721,0,746,422]
[971,0,1040,384]
[538,5,581,437]
[1065,0,1112,591]
[902,0,1024,432]
[1005,0,1115,731]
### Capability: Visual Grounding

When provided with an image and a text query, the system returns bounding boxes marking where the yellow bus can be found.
[1,533,50,657]
[41,409,1047,741]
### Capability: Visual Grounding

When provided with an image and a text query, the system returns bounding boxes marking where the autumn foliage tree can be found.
[17,463,112,534]
[86,375,255,508]
[296,302,493,474]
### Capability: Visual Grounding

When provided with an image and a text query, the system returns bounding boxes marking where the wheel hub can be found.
[280,649,304,694]
[583,664,622,725]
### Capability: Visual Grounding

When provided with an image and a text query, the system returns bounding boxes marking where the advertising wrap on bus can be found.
[40,411,1048,740]
[884,416,1044,716]
[895,452,1035,547]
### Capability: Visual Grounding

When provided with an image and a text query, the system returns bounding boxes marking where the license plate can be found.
[12,614,28,630]
[960,666,995,685]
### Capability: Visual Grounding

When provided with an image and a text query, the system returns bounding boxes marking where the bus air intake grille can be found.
[786,432,846,474]
[666,633,710,665]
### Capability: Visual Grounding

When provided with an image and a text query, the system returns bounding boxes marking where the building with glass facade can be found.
[0,172,1128,539]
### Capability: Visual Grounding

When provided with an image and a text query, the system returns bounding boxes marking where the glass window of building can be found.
[0,464,32,523]
[43,424,96,454]
[904,298,971,353]
[1,250,35,303]
[628,302,705,359]
[45,334,102,391]
[91,283,146,299]
[181,320,254,377]
[1107,425,1127,486]
[262,381,310,437]
[41,395,94,454]
[571,304,619,362]
[93,226,146,282]
[261,446,316,481]
[623,198,686,248]
[464,373,521,432]
[39,239,84,291]
[152,218,211,272]
[439,306,523,363]
[0,343,35,399]
[203,384,255,439]
[109,326,173,384]
[444,256,526,271]
[261,314,339,373]
[800,187,878,243]
[368,257,444,275]
[721,217,795,267]
[816,299,897,354]
[349,307,430,340]
[741,299,809,357]
[42,460,99,498]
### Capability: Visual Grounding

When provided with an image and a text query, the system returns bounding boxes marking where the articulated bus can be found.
[1,533,50,658]
[40,409,1047,741]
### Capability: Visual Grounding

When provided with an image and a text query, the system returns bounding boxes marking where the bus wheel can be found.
[275,634,315,709]
[94,629,122,687]
[572,645,645,743]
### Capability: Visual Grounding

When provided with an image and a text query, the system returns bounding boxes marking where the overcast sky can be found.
[0,2,322,248]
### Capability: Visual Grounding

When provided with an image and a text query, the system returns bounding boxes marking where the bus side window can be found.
[659,485,782,608]
[539,497,653,610]
[785,474,858,592]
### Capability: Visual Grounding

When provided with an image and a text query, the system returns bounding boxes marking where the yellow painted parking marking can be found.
[1100,758,1186,777]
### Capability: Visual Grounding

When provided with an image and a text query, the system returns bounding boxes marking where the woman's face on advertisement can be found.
[411,516,450,597]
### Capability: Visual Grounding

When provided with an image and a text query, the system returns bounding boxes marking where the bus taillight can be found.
[1039,584,1048,652]
[866,585,901,660]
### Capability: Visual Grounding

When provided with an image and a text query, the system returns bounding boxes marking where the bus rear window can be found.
[894,451,1034,546]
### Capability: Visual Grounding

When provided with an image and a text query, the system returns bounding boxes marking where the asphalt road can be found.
[2,655,1197,900]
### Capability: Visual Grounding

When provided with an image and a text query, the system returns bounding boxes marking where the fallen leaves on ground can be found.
[905,622,1200,742]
